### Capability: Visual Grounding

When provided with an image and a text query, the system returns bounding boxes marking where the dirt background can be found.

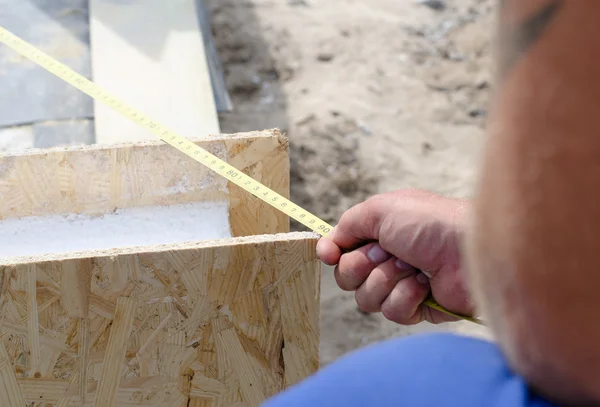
[206,0,495,364]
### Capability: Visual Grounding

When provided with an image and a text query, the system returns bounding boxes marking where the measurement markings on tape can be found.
[0,25,481,325]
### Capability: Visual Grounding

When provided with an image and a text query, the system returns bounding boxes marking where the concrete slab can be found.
[0,0,93,128]
[0,125,35,152]
[33,119,94,148]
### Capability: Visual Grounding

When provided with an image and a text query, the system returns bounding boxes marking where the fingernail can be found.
[395,259,416,271]
[368,245,390,263]
[416,273,429,285]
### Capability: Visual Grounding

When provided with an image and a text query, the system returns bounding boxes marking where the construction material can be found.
[0,132,319,407]
[0,0,92,129]
[0,202,231,261]
[89,0,220,144]
[0,23,476,324]
[196,0,233,112]
[0,130,289,237]
[0,23,329,238]
[0,232,320,407]
[0,1,94,149]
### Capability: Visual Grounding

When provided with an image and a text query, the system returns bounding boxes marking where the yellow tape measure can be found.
[0,25,482,325]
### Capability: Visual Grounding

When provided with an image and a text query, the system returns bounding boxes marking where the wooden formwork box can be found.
[0,129,320,407]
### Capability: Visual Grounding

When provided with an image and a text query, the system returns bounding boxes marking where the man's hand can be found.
[316,189,475,324]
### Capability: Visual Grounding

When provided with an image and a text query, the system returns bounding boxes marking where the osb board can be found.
[0,232,320,407]
[0,129,290,236]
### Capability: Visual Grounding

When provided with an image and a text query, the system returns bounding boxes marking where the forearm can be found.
[465,1,600,404]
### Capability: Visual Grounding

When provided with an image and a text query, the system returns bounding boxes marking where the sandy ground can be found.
[0,0,496,367]
[206,0,496,363]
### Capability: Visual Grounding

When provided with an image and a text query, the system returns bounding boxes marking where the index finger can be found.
[329,195,390,250]
[316,234,343,265]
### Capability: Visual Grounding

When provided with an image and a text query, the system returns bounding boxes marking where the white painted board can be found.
[89,0,220,144]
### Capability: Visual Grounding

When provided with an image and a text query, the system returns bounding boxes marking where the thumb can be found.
[330,195,391,251]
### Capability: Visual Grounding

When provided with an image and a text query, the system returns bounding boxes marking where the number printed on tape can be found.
[0,24,481,324]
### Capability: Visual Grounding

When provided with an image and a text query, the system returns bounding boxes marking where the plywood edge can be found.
[228,129,290,236]
[1,233,320,406]
[0,231,319,267]
[0,129,283,158]
[0,129,289,224]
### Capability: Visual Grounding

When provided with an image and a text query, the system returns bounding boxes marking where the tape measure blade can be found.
[0,25,332,235]
[0,24,476,323]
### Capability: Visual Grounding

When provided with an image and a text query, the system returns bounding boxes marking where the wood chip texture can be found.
[0,130,316,406]
[0,129,290,236]
[0,233,320,406]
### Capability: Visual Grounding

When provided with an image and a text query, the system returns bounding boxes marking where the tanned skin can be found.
[466,1,600,404]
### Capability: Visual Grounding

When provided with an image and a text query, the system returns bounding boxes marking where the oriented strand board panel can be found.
[89,0,220,144]
[0,232,321,407]
[0,129,289,237]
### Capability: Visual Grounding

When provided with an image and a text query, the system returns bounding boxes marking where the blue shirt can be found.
[262,333,557,407]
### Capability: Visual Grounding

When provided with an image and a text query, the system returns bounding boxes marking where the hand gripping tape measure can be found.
[0,25,482,325]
